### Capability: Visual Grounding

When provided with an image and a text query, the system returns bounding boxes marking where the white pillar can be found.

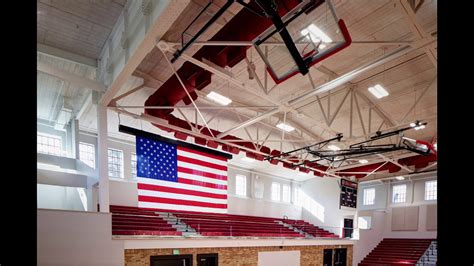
[96,94,110,213]
[72,118,80,159]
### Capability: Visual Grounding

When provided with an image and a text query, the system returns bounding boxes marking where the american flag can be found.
[136,135,228,213]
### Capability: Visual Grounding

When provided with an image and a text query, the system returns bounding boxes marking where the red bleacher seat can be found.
[109,205,340,239]
[359,238,434,265]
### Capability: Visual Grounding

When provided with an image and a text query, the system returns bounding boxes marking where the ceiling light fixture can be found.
[414,125,426,130]
[359,159,368,164]
[368,84,389,99]
[277,123,295,132]
[410,120,425,130]
[206,91,232,106]
[395,176,405,181]
[241,157,255,163]
[301,24,333,43]
[328,145,341,151]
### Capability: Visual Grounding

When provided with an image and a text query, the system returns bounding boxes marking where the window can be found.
[235,174,247,196]
[37,133,62,156]
[363,188,375,205]
[425,180,437,200]
[392,184,407,203]
[108,148,124,178]
[79,142,95,168]
[358,216,372,230]
[282,184,291,203]
[254,179,264,199]
[294,187,302,206]
[131,153,137,178]
[271,182,281,201]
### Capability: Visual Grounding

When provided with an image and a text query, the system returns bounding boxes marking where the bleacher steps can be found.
[416,240,437,266]
[279,221,312,238]
[156,212,200,236]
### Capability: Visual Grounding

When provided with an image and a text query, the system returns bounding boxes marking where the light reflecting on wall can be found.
[300,190,325,222]
[77,187,88,211]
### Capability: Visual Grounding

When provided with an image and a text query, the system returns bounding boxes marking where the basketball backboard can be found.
[253,0,352,84]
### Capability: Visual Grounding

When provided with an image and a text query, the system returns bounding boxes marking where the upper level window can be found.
[37,133,62,156]
[392,184,407,203]
[363,188,375,205]
[131,153,137,178]
[282,184,291,203]
[235,174,247,196]
[425,180,437,200]
[79,142,95,168]
[108,148,124,178]
[271,182,281,201]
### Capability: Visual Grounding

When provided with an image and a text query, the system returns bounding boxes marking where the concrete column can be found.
[72,118,80,159]
[249,173,256,199]
[95,91,110,213]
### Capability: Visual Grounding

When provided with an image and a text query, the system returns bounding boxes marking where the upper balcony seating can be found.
[110,205,182,236]
[359,238,435,265]
[109,205,338,238]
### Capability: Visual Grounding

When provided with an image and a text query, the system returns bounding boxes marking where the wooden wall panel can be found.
[404,206,419,231]
[391,206,419,231]
[391,207,405,231]
[426,204,437,231]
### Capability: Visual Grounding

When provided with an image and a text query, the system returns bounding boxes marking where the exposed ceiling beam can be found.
[37,61,106,92]
[37,43,97,68]
[100,1,191,105]
[76,93,93,120]
[395,0,437,68]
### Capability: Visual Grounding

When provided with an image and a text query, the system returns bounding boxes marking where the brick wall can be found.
[125,244,353,266]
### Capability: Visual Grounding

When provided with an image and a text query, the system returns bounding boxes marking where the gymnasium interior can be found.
[36,0,438,265]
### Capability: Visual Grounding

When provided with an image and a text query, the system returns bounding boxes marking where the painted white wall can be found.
[353,210,387,265]
[227,166,302,219]
[109,178,139,207]
[300,177,357,234]
[258,250,300,266]
[37,209,124,266]
[353,175,437,265]
[37,184,90,211]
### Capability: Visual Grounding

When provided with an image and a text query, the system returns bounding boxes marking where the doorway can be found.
[150,255,193,266]
[197,253,218,266]
[323,249,333,266]
[334,248,347,266]
[343,218,353,238]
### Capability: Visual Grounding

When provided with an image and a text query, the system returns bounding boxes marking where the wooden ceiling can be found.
[124,0,437,153]
[45,0,437,174]
[37,0,126,60]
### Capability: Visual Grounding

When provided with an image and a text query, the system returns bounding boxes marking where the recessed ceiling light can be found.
[368,84,389,99]
[395,176,405,181]
[328,145,340,151]
[359,159,368,164]
[414,125,426,130]
[276,123,295,132]
[241,157,255,163]
[206,91,232,106]
[301,24,333,43]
